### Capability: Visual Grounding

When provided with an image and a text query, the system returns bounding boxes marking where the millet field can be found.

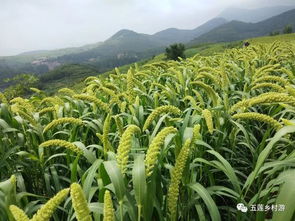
[0,40,295,221]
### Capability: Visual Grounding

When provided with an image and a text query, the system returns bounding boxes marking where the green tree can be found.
[283,25,293,34]
[269,31,280,36]
[165,43,186,61]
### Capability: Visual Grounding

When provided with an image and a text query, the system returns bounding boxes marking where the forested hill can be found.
[190,9,295,45]
[0,17,227,88]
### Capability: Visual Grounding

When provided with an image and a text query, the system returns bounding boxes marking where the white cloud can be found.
[0,0,293,55]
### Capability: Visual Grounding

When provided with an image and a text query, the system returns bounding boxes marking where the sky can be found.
[0,0,294,56]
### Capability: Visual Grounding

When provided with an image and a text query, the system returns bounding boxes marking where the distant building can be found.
[31,57,61,70]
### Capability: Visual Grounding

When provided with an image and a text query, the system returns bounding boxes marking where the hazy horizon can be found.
[1,0,294,56]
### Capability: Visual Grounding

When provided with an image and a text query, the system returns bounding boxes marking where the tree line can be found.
[269,25,293,36]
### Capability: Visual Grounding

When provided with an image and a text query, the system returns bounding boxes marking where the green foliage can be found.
[248,33,295,44]
[283,25,293,34]
[40,64,97,82]
[3,73,39,99]
[191,9,295,44]
[165,43,186,61]
[1,39,295,221]
[30,64,100,94]
[269,31,280,36]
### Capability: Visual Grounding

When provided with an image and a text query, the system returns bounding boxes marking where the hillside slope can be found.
[153,17,227,43]
[190,9,295,45]
[44,18,228,66]
[0,18,228,85]
[219,5,295,22]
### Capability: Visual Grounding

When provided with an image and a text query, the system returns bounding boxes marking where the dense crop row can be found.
[0,41,295,221]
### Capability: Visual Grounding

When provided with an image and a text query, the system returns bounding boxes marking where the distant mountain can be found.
[153,17,228,43]
[51,18,228,67]
[48,30,165,69]
[101,29,166,51]
[190,9,295,45]
[7,42,103,62]
[0,30,163,89]
[8,5,294,88]
[0,18,226,67]
[219,5,295,23]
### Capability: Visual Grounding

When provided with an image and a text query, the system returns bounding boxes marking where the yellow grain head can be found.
[120,101,127,113]
[41,97,64,106]
[143,105,181,131]
[127,68,136,103]
[103,114,112,153]
[39,107,56,115]
[145,127,177,177]
[114,115,124,136]
[100,86,120,104]
[0,92,8,103]
[40,139,83,155]
[58,88,75,96]
[116,125,140,173]
[167,139,191,221]
[30,87,43,94]
[31,188,70,221]
[43,117,83,133]
[10,97,34,112]
[251,83,285,92]
[192,124,201,143]
[253,75,288,86]
[73,94,110,112]
[232,112,282,130]
[70,183,92,221]
[202,109,214,134]
[103,190,115,221]
[9,205,30,221]
[281,118,295,126]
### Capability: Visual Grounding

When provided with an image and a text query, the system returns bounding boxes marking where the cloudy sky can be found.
[0,0,294,56]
